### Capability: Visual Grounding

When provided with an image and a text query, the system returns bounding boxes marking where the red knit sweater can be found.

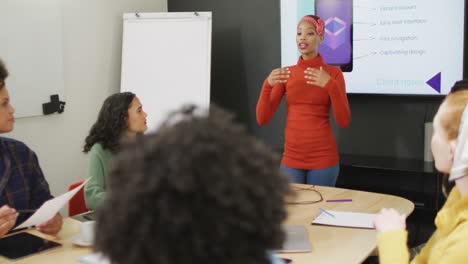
[256,55,351,169]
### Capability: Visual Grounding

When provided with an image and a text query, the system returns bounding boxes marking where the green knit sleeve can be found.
[84,144,111,210]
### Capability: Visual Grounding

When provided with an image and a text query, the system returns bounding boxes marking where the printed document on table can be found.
[311,210,377,229]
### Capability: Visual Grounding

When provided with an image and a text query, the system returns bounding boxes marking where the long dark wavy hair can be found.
[83,92,135,153]
[95,104,292,264]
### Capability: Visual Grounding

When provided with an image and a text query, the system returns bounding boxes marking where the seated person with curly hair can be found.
[83,92,147,210]
[93,105,291,264]
[0,58,62,237]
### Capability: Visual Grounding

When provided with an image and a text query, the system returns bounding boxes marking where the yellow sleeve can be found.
[436,223,468,264]
[377,230,410,264]
[411,230,437,263]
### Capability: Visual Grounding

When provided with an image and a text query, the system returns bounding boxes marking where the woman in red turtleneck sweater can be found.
[256,15,351,186]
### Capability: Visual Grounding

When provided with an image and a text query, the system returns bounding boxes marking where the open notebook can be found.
[276,225,312,253]
[311,210,377,229]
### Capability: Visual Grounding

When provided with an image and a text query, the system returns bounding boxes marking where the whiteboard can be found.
[120,12,211,132]
[0,0,64,117]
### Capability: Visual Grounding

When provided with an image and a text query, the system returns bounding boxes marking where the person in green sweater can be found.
[374,82,468,264]
[83,92,147,210]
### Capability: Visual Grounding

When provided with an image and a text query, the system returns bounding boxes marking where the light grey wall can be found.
[5,0,167,198]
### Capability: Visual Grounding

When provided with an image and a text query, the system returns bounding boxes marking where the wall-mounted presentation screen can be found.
[281,0,465,95]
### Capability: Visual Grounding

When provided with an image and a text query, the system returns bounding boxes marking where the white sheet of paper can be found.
[15,179,89,230]
[311,210,377,229]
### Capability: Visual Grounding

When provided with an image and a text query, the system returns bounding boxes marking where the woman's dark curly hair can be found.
[95,104,292,264]
[0,59,8,89]
[83,92,135,153]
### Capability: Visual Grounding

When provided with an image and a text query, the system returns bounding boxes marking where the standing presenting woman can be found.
[83,92,147,210]
[256,15,351,186]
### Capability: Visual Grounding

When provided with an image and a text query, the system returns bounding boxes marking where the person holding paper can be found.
[374,83,468,263]
[93,105,291,264]
[256,15,351,186]
[0,58,62,237]
[83,92,147,210]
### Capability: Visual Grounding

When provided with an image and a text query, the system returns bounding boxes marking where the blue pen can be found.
[319,208,336,218]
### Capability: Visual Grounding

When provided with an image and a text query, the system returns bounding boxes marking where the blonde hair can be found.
[439,90,468,196]
[440,90,468,140]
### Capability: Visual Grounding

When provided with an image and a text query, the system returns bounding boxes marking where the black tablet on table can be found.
[0,232,61,260]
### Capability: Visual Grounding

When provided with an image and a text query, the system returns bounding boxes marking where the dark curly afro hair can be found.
[94,104,292,264]
[0,58,8,89]
[83,92,135,153]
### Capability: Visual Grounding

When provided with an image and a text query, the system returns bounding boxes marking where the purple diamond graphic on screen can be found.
[323,17,347,50]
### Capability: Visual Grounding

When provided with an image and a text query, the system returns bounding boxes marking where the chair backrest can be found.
[68,180,88,217]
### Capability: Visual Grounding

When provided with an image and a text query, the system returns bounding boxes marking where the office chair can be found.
[67,180,88,217]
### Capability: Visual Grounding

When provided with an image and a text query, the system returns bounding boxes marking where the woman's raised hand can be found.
[267,68,290,86]
[304,66,331,88]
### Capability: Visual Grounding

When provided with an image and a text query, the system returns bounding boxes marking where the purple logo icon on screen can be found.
[324,17,347,50]
[315,0,353,72]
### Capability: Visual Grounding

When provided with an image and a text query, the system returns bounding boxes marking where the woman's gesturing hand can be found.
[267,68,290,86]
[304,66,330,88]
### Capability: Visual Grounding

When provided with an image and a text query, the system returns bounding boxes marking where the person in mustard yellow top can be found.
[374,81,468,264]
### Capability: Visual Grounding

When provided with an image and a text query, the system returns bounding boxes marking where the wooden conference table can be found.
[278,184,414,264]
[0,184,414,264]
